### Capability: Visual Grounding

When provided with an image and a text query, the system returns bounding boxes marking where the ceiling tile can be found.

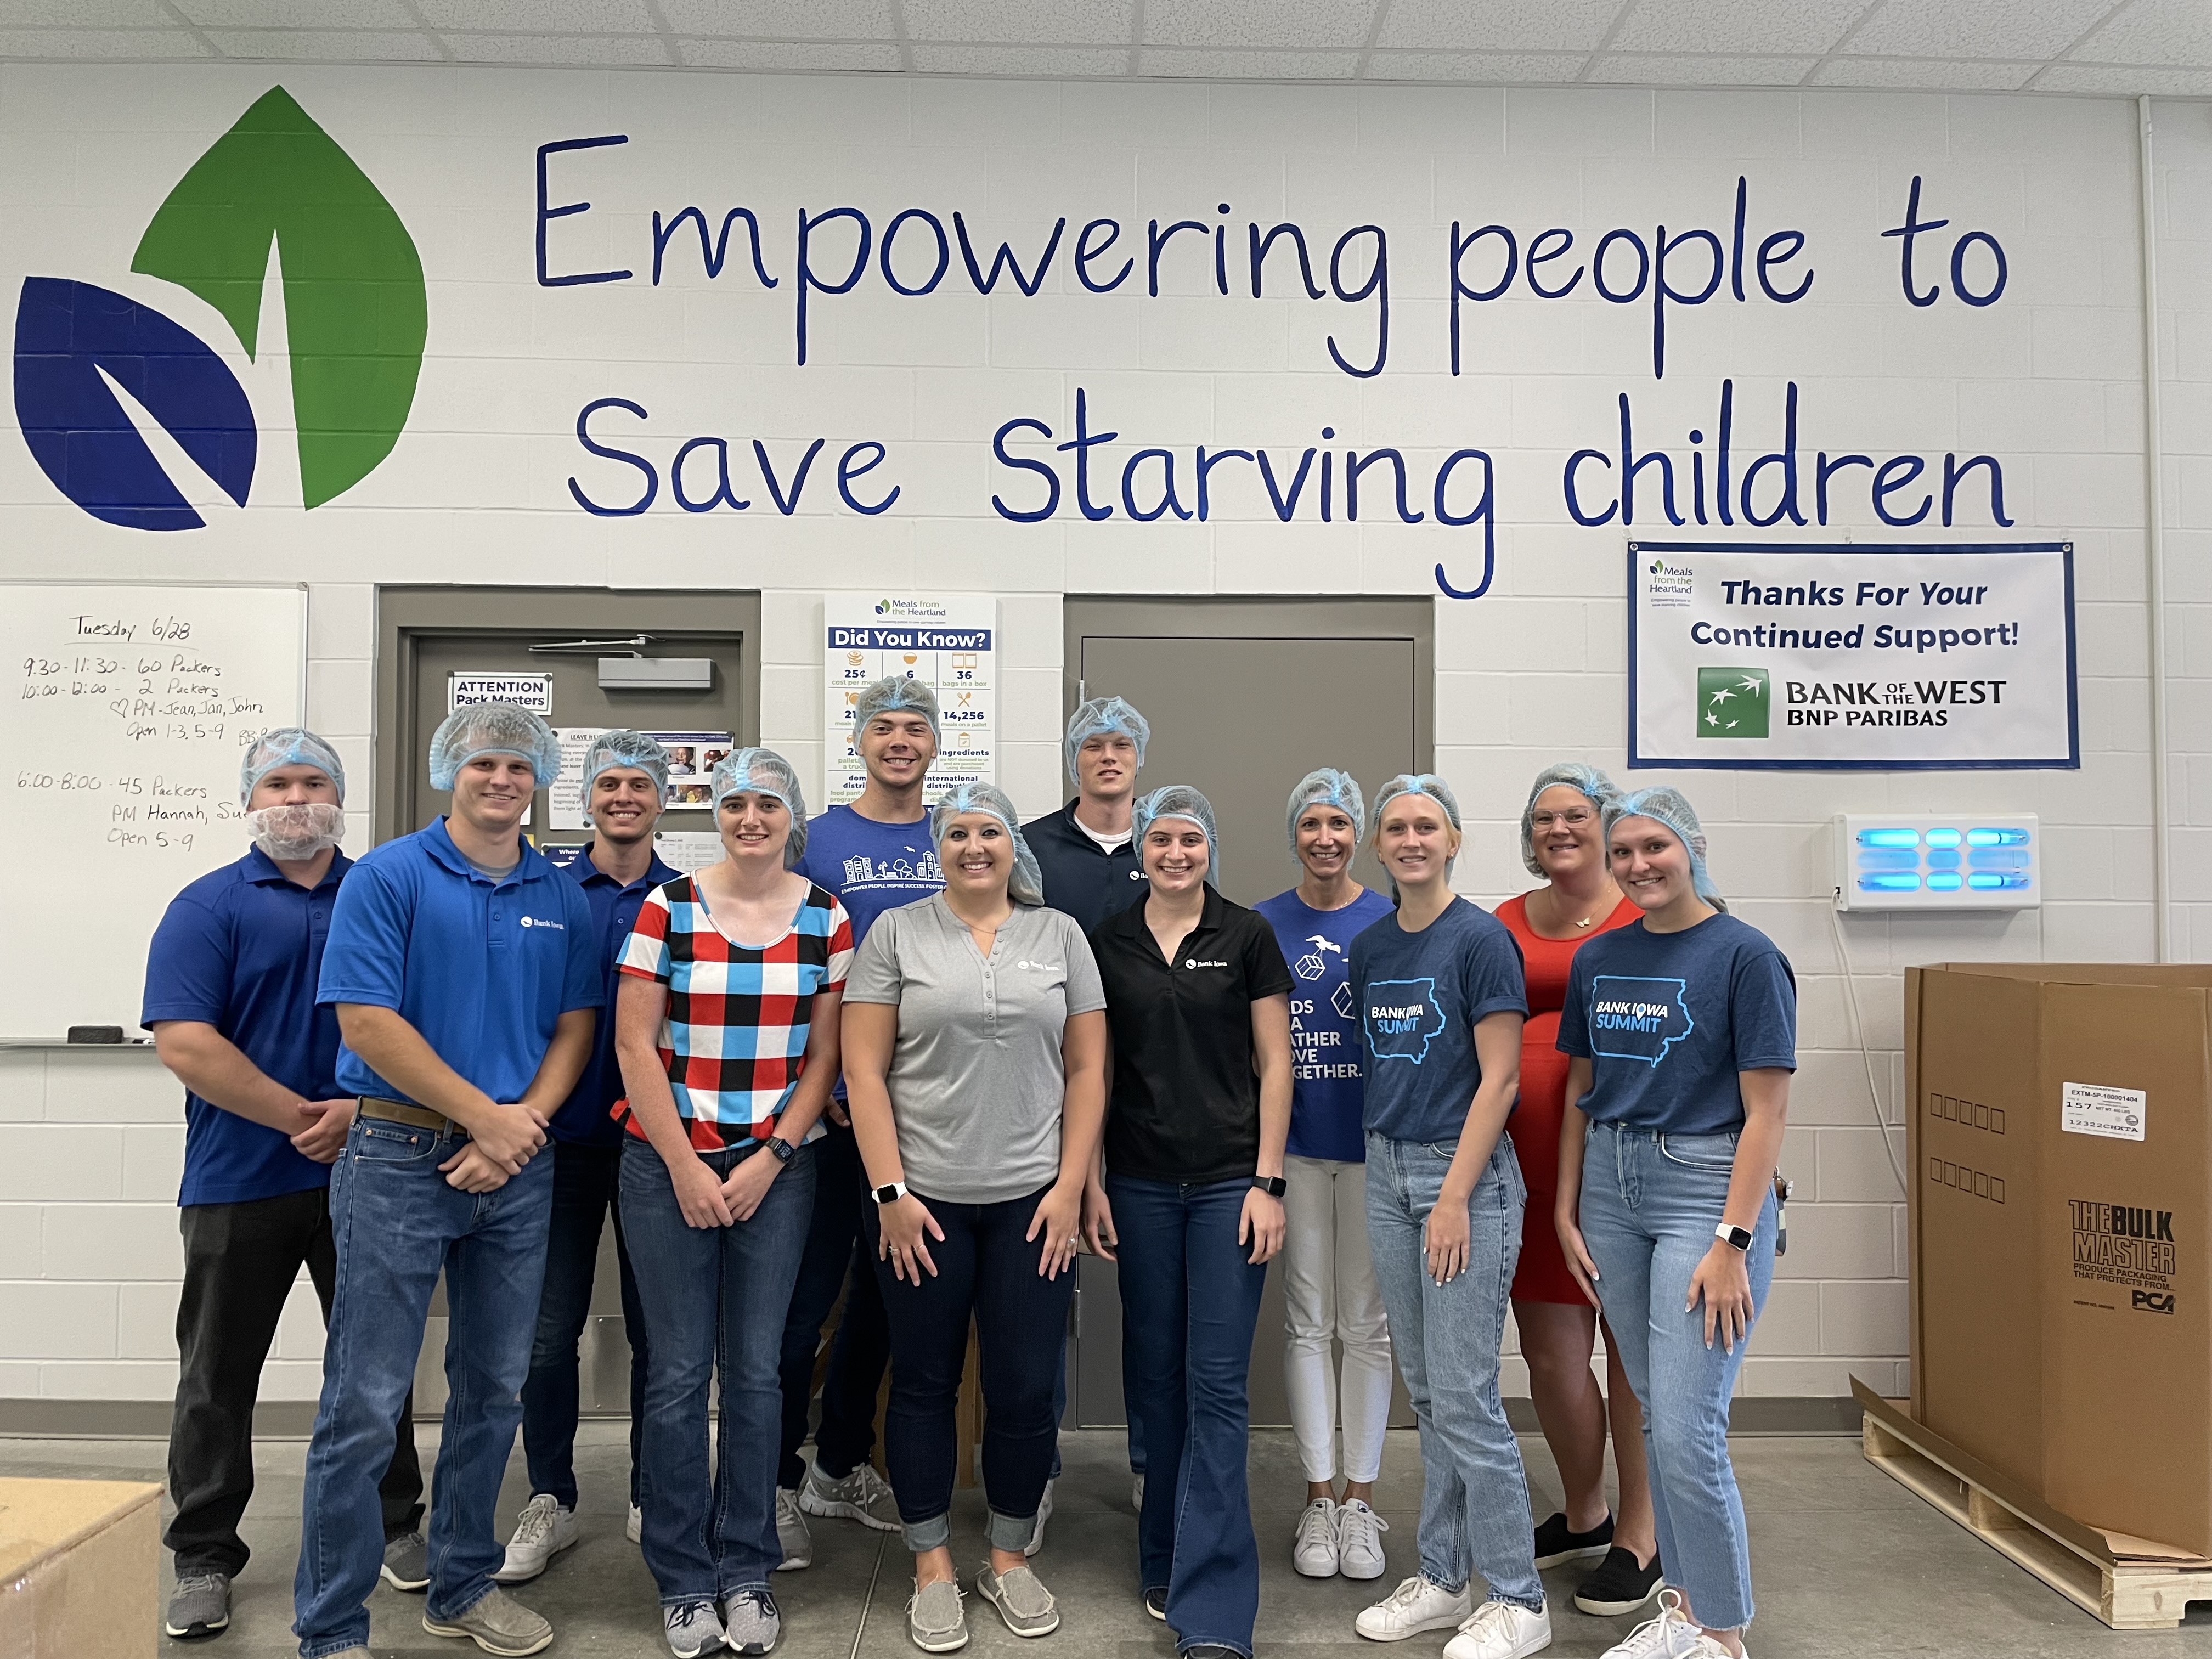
[2073,0,2212,67]
[1364,49,1583,82]
[1811,55,2037,89]
[1144,0,1376,51]
[178,0,417,26]
[1591,52,1819,84]
[657,0,895,40]
[909,42,1125,74]
[1138,47,1363,77]
[415,0,656,33]
[2038,62,2212,93]
[1377,0,1622,54]
[0,28,208,56]
[1849,0,2113,60]
[904,0,1133,46]
[678,36,902,67]
[441,31,672,63]
[1610,0,1862,56]
[206,27,443,59]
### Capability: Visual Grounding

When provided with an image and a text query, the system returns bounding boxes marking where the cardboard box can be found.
[1907,963,2212,1556]
[0,1476,161,1659]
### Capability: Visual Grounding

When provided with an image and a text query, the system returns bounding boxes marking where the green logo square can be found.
[1697,667,1769,738]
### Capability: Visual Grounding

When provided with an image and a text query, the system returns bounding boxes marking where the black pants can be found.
[165,1186,424,1578]
[776,1120,891,1489]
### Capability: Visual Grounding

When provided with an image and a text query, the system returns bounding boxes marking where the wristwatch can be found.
[872,1180,910,1205]
[1251,1175,1286,1198]
[1715,1221,1754,1252]
[766,1137,797,1165]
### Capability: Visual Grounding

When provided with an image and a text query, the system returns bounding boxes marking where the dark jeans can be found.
[776,1119,890,1489]
[1110,1174,1267,1659]
[165,1186,424,1579]
[520,1138,646,1510]
[624,1137,815,1603]
[862,1186,1073,1554]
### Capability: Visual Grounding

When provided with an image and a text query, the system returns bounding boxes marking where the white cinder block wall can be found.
[0,67,2205,1408]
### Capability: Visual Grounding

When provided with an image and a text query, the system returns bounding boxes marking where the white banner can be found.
[1628,542,2077,771]
[823,596,996,806]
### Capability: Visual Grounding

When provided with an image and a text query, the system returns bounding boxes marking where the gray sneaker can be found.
[664,1599,725,1659]
[977,1561,1059,1638]
[381,1529,431,1591]
[421,1586,554,1657]
[799,1457,900,1531]
[164,1571,230,1639]
[720,1587,781,1656]
[907,1577,968,1653]
[775,1486,812,1571]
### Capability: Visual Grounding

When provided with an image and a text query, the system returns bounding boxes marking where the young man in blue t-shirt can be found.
[143,731,425,1645]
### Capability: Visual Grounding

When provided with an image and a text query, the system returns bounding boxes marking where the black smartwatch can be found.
[767,1137,797,1165]
[1251,1175,1286,1198]
[1714,1222,1754,1252]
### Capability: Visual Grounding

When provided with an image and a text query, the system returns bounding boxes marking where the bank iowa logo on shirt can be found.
[1696,667,1770,738]
[13,86,426,531]
[1365,978,1446,1064]
[1589,975,1694,1066]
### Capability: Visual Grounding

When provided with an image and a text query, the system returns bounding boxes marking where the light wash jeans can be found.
[1282,1153,1392,1485]
[1578,1121,1778,1632]
[1364,1133,1543,1612]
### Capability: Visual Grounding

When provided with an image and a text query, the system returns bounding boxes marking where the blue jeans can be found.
[1364,1133,1543,1611]
[521,1138,646,1510]
[1109,1174,1266,1659]
[623,1137,815,1604]
[1579,1122,1776,1632]
[776,1120,890,1488]
[292,1119,554,1659]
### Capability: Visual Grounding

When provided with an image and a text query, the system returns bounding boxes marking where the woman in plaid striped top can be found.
[614,748,853,1659]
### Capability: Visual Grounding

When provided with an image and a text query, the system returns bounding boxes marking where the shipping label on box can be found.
[2062,1080,2147,1142]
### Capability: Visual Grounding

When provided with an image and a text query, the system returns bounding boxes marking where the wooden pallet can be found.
[1855,1384,2212,1630]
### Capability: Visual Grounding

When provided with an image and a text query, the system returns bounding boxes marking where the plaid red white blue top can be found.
[616,877,854,1150]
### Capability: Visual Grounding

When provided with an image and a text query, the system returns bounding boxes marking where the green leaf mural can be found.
[131,86,426,509]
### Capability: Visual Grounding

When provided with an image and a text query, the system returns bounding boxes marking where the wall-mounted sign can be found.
[1628,541,2077,771]
[824,595,996,806]
[448,670,552,715]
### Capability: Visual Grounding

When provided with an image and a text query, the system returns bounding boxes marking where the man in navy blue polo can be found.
[144,730,426,1645]
[292,703,600,1659]
[497,731,679,1584]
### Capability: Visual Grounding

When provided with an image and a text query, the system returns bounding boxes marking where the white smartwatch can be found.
[1715,1221,1754,1252]
[872,1181,910,1205]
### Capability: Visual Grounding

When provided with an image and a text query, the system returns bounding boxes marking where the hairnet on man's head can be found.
[1285,768,1365,851]
[709,747,810,868]
[428,703,561,792]
[239,728,346,806]
[1063,696,1150,783]
[581,729,672,799]
[930,782,1045,905]
[851,675,941,743]
[1132,785,1220,888]
[1520,762,1622,877]
[1604,785,1726,911]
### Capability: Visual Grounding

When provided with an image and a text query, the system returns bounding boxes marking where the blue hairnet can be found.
[428,703,560,792]
[1285,768,1365,850]
[710,747,810,868]
[1370,773,1463,896]
[580,729,672,799]
[239,727,345,806]
[1521,763,1622,876]
[851,674,941,742]
[1064,695,1150,783]
[930,782,1045,906]
[1604,786,1726,911]
[1132,785,1220,888]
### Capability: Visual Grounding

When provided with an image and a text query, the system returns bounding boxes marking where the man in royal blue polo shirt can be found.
[292,703,600,1659]
[144,730,427,1645]
[497,731,679,1584]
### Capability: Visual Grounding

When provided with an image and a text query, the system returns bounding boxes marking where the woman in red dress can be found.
[1497,764,1662,1619]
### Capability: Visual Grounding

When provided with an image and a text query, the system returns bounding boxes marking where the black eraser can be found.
[67,1025,125,1045]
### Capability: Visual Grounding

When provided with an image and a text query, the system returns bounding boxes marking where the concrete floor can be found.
[6,1423,2205,1657]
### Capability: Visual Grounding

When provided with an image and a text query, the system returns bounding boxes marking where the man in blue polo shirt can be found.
[497,731,679,1584]
[293,703,600,1659]
[144,730,426,1645]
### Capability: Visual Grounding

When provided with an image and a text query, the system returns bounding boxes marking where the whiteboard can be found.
[1,584,306,1040]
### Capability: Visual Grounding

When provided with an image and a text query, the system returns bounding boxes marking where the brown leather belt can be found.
[359,1097,469,1139]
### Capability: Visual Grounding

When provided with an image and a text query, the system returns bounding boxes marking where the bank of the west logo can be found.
[1697,667,1769,737]
[13,86,425,531]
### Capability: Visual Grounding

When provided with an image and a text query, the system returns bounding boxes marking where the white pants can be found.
[1282,1153,1393,1484]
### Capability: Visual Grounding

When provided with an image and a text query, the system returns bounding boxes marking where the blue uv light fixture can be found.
[1832,815,2040,912]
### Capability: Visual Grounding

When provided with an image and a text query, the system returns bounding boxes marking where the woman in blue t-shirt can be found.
[1254,769,1396,1584]
[1346,775,1551,1659]
[1554,787,1796,1659]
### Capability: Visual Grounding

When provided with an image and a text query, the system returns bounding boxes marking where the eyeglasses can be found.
[1529,809,1595,829]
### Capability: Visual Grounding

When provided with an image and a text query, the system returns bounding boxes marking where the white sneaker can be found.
[1294,1497,1340,1577]
[1599,1591,1734,1659]
[492,1493,579,1584]
[1337,1499,1389,1580]
[1443,1599,1553,1659]
[1024,1477,1056,1556]
[626,1502,642,1545]
[800,1457,900,1531]
[1356,1575,1472,1641]
[775,1486,812,1571]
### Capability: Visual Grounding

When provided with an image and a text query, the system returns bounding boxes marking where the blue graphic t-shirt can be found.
[795,803,945,944]
[1556,911,1797,1136]
[1257,886,1396,1163]
[1348,897,1528,1146]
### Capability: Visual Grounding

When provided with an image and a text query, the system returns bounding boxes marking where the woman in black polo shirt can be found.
[1083,785,1293,1659]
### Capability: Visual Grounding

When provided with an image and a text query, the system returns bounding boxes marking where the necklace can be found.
[1546,885,1616,932]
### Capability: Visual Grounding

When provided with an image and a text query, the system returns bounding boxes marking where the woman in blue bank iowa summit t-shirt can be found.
[1554,787,1795,1654]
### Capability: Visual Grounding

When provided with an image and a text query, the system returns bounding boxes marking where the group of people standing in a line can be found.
[144,673,1793,1659]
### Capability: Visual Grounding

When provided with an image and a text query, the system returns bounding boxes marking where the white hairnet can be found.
[581,729,672,798]
[1132,784,1220,889]
[428,703,560,792]
[1370,773,1463,897]
[851,674,941,742]
[931,782,1045,906]
[1285,768,1365,850]
[710,747,810,868]
[239,727,346,806]
[1604,786,1726,911]
[1064,695,1150,782]
[1520,762,1622,876]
